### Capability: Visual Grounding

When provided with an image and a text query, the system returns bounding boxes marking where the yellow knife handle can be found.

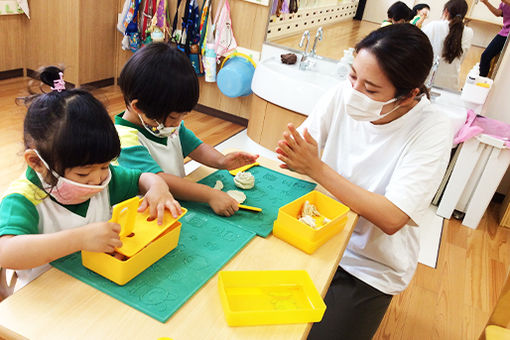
[229,162,260,176]
[238,204,262,212]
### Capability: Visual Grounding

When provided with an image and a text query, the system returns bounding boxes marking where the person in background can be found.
[422,0,473,90]
[276,24,452,340]
[479,0,510,77]
[0,67,181,293]
[381,1,413,27]
[411,3,431,28]
[115,43,258,217]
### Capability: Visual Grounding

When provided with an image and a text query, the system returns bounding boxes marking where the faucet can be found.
[426,55,441,94]
[299,30,311,70]
[310,27,323,58]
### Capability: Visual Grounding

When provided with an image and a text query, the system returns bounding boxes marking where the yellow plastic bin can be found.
[82,197,187,285]
[218,270,326,326]
[273,190,349,254]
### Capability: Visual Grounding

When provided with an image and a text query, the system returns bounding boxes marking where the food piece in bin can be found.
[298,200,330,229]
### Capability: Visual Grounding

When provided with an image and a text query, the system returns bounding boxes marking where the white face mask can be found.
[32,150,111,205]
[344,81,401,122]
[138,114,178,138]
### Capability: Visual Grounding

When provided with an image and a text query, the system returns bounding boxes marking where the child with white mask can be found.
[0,67,181,294]
[276,24,453,340]
[115,43,258,217]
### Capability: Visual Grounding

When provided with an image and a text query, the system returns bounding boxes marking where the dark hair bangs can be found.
[119,43,199,121]
[52,93,120,172]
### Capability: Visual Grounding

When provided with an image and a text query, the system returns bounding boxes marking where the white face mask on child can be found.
[344,81,401,122]
[33,150,111,205]
[138,114,178,138]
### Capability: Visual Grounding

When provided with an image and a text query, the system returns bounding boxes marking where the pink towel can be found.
[454,110,510,147]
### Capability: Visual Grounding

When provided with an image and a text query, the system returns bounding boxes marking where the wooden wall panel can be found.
[24,1,80,84]
[79,0,117,84]
[0,15,26,72]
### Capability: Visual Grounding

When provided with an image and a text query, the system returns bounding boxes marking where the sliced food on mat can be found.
[227,190,246,204]
[233,171,255,189]
[298,201,331,229]
[213,180,224,190]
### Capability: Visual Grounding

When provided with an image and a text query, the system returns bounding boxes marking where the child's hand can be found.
[80,222,122,253]
[139,185,182,223]
[208,190,239,216]
[222,152,259,170]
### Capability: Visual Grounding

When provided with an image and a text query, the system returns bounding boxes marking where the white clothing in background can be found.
[298,82,453,295]
[422,20,474,90]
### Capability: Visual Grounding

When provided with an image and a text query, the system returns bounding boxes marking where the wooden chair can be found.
[480,271,510,339]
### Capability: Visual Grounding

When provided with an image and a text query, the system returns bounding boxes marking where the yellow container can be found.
[82,197,186,285]
[218,270,326,326]
[273,191,349,254]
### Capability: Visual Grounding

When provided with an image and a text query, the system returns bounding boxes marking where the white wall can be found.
[482,42,510,193]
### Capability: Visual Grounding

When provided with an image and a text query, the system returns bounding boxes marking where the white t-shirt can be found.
[299,83,453,295]
[422,20,474,90]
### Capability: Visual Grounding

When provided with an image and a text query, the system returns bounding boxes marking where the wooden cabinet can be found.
[248,94,307,151]
[24,1,116,86]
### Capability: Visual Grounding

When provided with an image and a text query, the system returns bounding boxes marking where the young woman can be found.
[479,0,510,77]
[276,24,453,340]
[422,0,473,90]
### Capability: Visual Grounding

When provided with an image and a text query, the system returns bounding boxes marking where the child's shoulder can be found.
[2,177,47,206]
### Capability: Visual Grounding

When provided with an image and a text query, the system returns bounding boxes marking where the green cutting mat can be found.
[51,210,255,323]
[185,166,317,237]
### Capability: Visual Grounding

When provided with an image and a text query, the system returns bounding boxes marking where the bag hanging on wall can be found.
[212,0,237,62]
[118,0,142,52]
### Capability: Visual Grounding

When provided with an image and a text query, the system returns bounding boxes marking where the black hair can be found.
[20,66,120,182]
[387,1,413,22]
[411,3,430,17]
[355,24,433,99]
[442,0,468,63]
[119,42,199,122]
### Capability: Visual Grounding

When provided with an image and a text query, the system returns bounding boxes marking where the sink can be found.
[251,54,341,116]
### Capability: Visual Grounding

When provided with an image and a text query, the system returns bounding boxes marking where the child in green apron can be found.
[115,43,258,217]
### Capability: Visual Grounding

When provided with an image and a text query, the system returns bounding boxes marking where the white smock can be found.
[298,82,453,295]
[422,20,473,90]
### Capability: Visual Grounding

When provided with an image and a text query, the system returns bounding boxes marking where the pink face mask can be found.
[33,150,111,205]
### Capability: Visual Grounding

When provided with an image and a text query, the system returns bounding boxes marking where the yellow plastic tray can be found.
[273,191,349,254]
[81,197,186,285]
[218,270,326,326]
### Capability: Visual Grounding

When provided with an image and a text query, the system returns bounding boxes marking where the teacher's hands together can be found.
[276,123,322,177]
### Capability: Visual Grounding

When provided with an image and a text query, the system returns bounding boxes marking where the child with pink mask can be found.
[0,67,181,295]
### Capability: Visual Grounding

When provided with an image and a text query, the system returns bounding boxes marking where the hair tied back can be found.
[51,72,66,92]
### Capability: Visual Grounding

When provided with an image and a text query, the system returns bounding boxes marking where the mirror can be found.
[264,0,506,92]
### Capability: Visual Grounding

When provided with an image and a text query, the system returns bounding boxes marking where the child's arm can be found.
[0,222,121,269]
[157,173,239,216]
[188,143,259,170]
[137,172,182,222]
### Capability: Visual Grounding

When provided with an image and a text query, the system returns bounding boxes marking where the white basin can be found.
[251,55,340,116]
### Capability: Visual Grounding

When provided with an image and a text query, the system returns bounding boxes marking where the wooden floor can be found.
[272,20,484,91]
[1,78,510,339]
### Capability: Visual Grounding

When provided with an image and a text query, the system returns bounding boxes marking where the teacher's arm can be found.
[276,124,409,235]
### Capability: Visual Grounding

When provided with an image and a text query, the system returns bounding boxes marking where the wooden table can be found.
[0,156,357,340]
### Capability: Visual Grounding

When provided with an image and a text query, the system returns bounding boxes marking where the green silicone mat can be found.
[186,166,317,237]
[51,210,255,323]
